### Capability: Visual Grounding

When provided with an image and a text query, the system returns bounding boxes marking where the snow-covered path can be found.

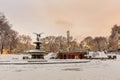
[0,57,120,80]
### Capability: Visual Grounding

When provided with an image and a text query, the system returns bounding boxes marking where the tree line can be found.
[0,12,120,54]
[80,24,120,52]
[41,25,120,52]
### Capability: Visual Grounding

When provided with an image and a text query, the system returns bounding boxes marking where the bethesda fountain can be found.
[26,33,47,59]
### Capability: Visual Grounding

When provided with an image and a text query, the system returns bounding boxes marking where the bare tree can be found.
[0,13,17,54]
[80,36,108,51]
[93,37,108,51]
[15,35,34,53]
[109,24,120,51]
[80,36,94,51]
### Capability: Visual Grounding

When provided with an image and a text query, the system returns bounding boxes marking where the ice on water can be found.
[0,54,119,80]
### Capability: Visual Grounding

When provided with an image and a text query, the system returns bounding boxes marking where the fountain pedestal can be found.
[27,33,47,59]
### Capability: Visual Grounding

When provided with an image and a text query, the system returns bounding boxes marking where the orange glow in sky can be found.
[0,0,120,41]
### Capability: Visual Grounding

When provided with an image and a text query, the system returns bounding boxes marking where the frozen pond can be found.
[0,56,120,80]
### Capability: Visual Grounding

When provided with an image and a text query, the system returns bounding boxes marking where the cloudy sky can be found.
[0,0,120,41]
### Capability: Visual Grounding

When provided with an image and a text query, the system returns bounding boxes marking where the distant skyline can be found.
[0,0,120,41]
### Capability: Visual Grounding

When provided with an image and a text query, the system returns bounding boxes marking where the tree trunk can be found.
[1,44,3,54]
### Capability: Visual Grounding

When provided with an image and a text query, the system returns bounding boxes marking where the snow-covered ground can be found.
[0,55,120,80]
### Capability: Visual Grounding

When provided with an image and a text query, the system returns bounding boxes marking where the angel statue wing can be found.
[33,32,44,41]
